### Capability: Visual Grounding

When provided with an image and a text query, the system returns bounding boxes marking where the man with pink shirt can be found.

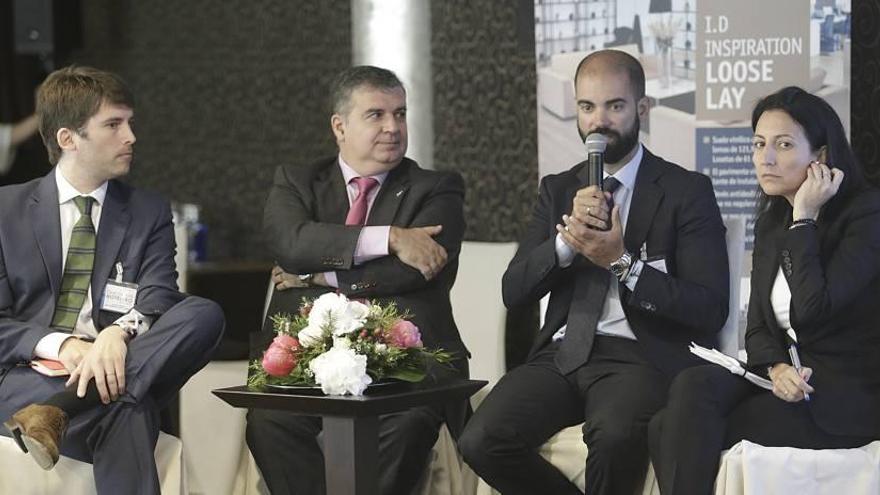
[246,65,468,495]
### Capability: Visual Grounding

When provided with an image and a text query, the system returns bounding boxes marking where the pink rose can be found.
[262,346,297,377]
[272,334,300,353]
[388,320,423,348]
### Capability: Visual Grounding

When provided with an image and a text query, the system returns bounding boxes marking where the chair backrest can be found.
[719,216,745,356]
[0,432,185,494]
[450,241,518,390]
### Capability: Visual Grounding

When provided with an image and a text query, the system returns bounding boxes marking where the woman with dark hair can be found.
[649,86,880,495]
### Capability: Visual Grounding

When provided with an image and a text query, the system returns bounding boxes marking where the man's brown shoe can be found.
[3,404,68,470]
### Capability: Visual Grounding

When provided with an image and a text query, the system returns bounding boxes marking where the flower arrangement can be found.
[648,17,683,51]
[248,292,453,396]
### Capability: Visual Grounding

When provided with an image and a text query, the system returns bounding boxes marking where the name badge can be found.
[101,280,138,313]
[101,262,138,313]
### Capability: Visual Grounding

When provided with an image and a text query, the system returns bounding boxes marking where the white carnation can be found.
[308,293,370,337]
[297,324,325,348]
[309,345,373,396]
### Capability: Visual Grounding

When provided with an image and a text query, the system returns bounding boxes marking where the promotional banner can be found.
[697,0,809,121]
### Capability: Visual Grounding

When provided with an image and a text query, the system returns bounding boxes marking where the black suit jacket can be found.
[0,169,185,364]
[745,188,880,438]
[503,148,729,377]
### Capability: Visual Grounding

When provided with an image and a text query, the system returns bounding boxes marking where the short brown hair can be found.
[36,65,134,164]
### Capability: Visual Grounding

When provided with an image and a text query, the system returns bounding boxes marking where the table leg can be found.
[323,415,379,495]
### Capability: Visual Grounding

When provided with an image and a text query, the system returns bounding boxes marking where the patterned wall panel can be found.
[852,0,880,184]
[71,0,351,260]
[432,0,539,242]
[432,0,540,369]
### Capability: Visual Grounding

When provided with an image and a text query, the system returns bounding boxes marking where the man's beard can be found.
[578,118,640,164]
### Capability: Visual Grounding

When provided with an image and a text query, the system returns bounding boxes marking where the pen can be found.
[786,329,810,402]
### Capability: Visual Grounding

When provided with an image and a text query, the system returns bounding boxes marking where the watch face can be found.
[610,253,632,276]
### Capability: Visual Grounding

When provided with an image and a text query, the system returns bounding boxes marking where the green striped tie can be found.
[51,196,97,332]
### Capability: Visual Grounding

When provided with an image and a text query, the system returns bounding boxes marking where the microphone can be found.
[585,133,606,188]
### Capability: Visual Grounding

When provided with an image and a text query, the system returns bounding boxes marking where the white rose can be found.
[309,345,373,396]
[307,293,370,337]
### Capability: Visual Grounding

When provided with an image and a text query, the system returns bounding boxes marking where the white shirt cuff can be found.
[353,226,391,265]
[624,259,644,291]
[34,332,77,360]
[555,233,576,268]
[113,309,152,338]
[323,271,339,288]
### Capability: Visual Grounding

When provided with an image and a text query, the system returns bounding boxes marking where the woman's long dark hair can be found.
[751,86,867,219]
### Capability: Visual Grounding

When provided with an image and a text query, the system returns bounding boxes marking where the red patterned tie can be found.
[345,177,379,226]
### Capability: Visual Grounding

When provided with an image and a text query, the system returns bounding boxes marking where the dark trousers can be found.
[246,405,444,495]
[649,364,875,495]
[458,337,669,495]
[0,296,225,495]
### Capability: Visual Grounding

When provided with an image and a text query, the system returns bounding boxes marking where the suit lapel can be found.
[29,172,63,296]
[366,161,410,226]
[623,153,663,253]
[315,161,350,224]
[91,181,131,317]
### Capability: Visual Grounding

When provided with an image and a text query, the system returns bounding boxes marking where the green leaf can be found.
[386,368,426,382]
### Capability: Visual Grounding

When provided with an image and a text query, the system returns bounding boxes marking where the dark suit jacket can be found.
[261,156,469,431]
[745,188,880,438]
[503,148,729,377]
[0,169,185,364]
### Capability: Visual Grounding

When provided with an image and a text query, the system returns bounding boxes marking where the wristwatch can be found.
[298,273,314,285]
[608,251,633,281]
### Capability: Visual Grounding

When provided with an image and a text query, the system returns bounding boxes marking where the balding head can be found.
[575,50,645,102]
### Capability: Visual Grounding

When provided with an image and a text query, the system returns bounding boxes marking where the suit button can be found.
[640,301,656,311]
[351,284,358,290]
[782,250,790,256]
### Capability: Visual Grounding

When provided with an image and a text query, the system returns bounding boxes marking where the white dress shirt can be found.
[552,144,645,341]
[33,168,148,360]
[770,267,793,332]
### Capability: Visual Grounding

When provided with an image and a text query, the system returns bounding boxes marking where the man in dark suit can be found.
[246,65,467,495]
[0,66,224,494]
[458,50,730,494]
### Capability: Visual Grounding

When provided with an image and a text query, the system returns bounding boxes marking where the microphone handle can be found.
[587,152,604,187]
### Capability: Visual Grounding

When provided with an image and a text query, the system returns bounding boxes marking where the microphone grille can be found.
[585,133,607,153]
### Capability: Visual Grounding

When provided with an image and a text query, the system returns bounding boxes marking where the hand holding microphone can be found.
[570,133,611,231]
[585,132,606,188]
